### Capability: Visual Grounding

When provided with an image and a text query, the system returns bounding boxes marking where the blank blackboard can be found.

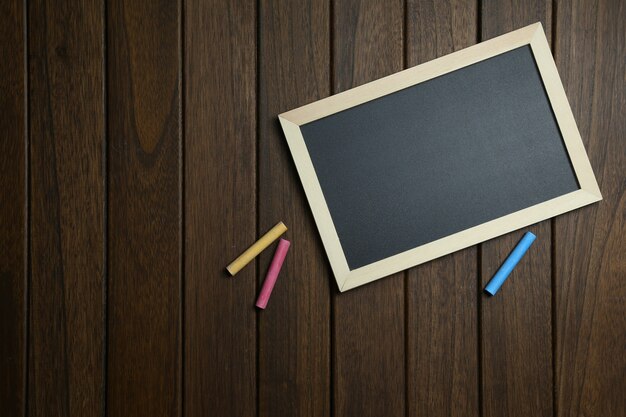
[279,23,600,291]
[301,46,576,269]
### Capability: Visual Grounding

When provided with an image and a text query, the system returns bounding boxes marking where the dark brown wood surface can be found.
[28,0,105,415]
[107,0,181,416]
[1,1,624,417]
[184,1,256,417]
[258,1,331,416]
[554,1,626,416]
[0,0,26,415]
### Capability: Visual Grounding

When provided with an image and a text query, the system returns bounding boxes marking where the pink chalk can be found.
[256,238,290,309]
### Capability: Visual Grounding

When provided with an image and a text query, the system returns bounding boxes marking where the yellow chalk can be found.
[226,222,288,276]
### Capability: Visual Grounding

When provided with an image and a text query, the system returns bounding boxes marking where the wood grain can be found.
[404,3,479,415]
[28,0,105,415]
[554,0,626,415]
[106,0,181,416]
[258,1,331,417]
[480,224,553,417]
[257,1,331,416]
[2,2,626,416]
[184,1,257,416]
[480,2,554,417]
[332,1,405,416]
[0,0,26,415]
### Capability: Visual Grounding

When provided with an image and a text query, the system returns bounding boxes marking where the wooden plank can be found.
[0,0,26,415]
[405,3,479,415]
[258,1,331,416]
[480,3,554,417]
[27,0,105,415]
[332,1,405,416]
[480,224,553,417]
[184,1,256,416]
[480,1,552,36]
[406,250,479,417]
[106,0,181,415]
[554,0,626,415]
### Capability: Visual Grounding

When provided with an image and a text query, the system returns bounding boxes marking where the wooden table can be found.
[1,0,624,416]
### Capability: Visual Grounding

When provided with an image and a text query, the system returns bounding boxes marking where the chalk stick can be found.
[256,238,290,309]
[226,222,287,276]
[484,231,536,296]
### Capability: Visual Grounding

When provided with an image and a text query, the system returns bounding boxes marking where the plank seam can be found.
[477,244,484,417]
[102,0,109,414]
[179,0,185,415]
[23,0,31,415]
[255,1,261,416]
[550,3,558,417]
[551,219,557,417]
[476,0,482,46]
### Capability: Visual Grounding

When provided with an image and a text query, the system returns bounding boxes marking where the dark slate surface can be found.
[299,46,579,269]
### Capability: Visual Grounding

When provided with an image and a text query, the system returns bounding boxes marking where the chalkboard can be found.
[279,23,601,291]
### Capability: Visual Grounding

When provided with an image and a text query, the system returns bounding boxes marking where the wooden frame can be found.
[279,23,601,292]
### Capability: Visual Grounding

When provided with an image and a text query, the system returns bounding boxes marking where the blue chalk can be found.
[484,231,536,296]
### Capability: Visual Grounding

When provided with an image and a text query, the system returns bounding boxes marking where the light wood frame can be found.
[278,23,601,292]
